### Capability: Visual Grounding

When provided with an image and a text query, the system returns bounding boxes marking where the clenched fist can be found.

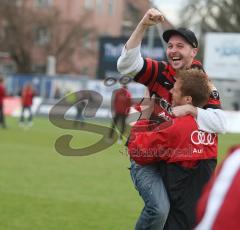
[140,8,165,27]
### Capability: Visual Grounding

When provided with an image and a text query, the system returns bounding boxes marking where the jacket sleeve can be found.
[197,82,227,134]
[117,45,144,77]
[197,108,227,134]
[204,88,221,110]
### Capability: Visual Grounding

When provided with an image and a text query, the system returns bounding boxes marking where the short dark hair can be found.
[177,69,210,107]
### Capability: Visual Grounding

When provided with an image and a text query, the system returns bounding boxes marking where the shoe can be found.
[117,139,122,144]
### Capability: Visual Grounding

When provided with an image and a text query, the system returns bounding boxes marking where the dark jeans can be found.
[20,106,32,123]
[163,159,217,230]
[109,114,127,140]
[0,104,6,128]
[74,107,85,127]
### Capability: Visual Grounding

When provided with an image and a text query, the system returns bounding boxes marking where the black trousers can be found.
[20,106,32,122]
[0,104,6,128]
[162,159,217,230]
[109,114,127,140]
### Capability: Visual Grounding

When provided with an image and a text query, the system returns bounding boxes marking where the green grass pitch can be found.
[0,117,239,230]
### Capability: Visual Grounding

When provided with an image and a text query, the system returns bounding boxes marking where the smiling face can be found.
[166,34,198,70]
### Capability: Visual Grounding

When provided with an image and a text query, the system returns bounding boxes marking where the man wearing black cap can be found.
[117,8,227,230]
[163,27,198,48]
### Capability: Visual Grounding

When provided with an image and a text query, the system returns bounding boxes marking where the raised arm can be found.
[126,8,164,50]
[117,8,164,76]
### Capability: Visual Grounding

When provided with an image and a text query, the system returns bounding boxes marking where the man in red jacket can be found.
[0,77,6,128]
[128,69,218,229]
[129,69,217,165]
[109,84,132,143]
[19,83,35,127]
[195,145,240,230]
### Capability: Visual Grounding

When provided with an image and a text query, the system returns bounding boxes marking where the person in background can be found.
[0,77,6,128]
[232,101,239,111]
[195,145,240,230]
[74,100,86,127]
[109,84,132,144]
[19,83,35,127]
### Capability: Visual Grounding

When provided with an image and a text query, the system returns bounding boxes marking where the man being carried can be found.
[128,69,217,229]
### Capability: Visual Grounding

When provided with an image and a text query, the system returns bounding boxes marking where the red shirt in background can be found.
[21,85,35,107]
[0,83,6,106]
[113,87,131,116]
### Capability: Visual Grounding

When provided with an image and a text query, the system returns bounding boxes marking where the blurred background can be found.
[0,0,240,120]
[0,0,239,229]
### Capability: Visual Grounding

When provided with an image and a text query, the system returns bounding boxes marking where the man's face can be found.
[166,34,198,70]
[170,79,188,106]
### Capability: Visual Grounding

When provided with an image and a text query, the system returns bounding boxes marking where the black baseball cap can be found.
[163,28,198,48]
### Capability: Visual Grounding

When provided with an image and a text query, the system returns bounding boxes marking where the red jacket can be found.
[0,83,6,106]
[130,59,221,167]
[113,87,131,115]
[128,116,218,168]
[21,86,35,106]
[195,145,240,230]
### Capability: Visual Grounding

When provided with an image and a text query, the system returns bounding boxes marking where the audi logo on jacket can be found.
[128,115,217,168]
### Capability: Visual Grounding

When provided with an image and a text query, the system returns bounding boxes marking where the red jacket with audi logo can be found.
[129,59,221,168]
[128,115,217,167]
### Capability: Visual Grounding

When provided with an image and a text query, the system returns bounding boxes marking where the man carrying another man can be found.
[128,69,218,229]
[117,8,227,230]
